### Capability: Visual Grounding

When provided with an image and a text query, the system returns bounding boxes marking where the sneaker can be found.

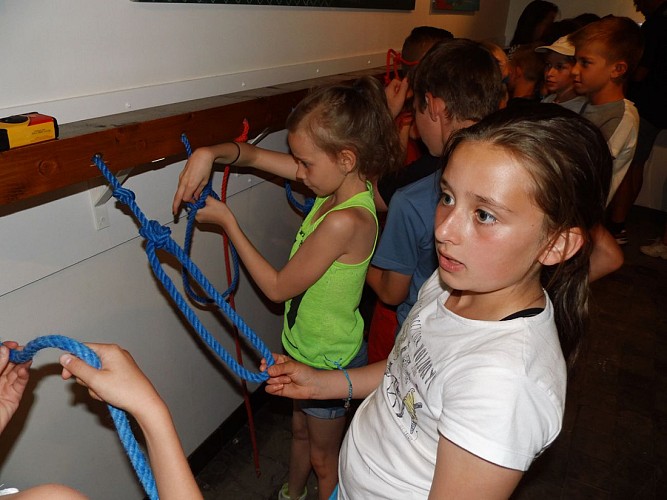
[640,240,667,259]
[0,485,19,496]
[614,229,628,246]
[278,483,307,500]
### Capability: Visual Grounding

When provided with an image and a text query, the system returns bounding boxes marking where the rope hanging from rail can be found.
[179,132,240,305]
[91,154,274,383]
[180,121,263,477]
[8,335,159,500]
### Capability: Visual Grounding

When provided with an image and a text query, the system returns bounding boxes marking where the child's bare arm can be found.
[197,203,374,303]
[172,142,297,215]
[429,437,523,499]
[263,354,386,401]
[366,265,411,306]
[60,344,203,500]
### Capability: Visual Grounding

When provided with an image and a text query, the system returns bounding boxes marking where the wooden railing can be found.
[0,68,382,208]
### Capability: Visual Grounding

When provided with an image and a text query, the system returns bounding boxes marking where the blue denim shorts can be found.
[297,342,367,420]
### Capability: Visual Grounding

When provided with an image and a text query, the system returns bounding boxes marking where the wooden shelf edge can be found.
[0,68,383,208]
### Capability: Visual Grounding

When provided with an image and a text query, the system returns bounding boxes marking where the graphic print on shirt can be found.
[385,312,435,438]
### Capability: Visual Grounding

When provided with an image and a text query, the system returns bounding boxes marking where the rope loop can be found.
[91,154,274,381]
[7,335,158,500]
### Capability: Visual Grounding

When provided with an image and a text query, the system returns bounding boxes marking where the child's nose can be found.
[295,163,307,181]
[434,207,462,244]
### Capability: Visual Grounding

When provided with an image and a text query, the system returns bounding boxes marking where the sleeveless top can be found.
[282,182,377,369]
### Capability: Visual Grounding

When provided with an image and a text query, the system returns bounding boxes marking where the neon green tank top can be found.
[282,183,377,369]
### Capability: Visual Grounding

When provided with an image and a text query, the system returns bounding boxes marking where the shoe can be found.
[614,229,628,246]
[278,483,307,500]
[640,240,667,259]
[0,485,19,496]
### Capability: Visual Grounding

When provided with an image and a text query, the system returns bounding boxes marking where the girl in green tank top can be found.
[173,76,402,500]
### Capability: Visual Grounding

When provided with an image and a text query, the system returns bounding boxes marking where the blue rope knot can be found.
[112,186,136,205]
[92,153,273,384]
[139,220,171,249]
[185,183,220,216]
[186,196,207,213]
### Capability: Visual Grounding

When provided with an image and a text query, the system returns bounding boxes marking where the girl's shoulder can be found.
[315,204,376,239]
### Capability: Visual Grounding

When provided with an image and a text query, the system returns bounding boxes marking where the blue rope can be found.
[179,134,240,305]
[285,180,315,216]
[8,335,158,500]
[91,154,273,382]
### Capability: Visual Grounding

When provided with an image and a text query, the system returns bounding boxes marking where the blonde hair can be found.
[570,16,644,78]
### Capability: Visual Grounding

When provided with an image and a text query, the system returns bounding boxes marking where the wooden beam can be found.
[0,69,381,207]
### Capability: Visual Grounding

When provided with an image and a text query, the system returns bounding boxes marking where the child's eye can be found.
[440,192,455,206]
[475,209,497,224]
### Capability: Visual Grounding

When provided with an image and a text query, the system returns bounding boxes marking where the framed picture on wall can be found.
[132,0,416,9]
[431,0,480,12]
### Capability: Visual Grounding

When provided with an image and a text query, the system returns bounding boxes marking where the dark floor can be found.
[195,205,667,499]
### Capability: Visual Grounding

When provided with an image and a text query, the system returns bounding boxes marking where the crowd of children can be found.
[2,5,663,499]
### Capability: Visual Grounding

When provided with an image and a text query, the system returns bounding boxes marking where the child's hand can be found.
[60,343,163,420]
[385,77,410,119]
[0,343,31,434]
[172,147,217,215]
[194,197,234,228]
[261,354,321,400]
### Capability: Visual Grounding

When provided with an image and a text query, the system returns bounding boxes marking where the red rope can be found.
[384,48,419,85]
[220,119,262,477]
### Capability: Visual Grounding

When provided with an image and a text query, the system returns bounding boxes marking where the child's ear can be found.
[426,92,446,122]
[611,61,628,79]
[338,149,358,174]
[539,228,584,266]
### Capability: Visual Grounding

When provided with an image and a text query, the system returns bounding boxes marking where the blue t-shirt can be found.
[371,171,440,327]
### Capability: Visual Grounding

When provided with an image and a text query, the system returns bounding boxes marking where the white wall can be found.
[0,1,514,497]
[0,0,510,125]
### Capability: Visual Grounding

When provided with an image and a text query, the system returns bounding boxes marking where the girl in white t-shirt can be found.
[262,103,612,499]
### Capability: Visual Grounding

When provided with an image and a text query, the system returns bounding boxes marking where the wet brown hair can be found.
[442,103,612,369]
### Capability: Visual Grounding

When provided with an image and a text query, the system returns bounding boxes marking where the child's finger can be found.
[59,354,98,386]
[264,383,284,395]
[0,346,10,372]
[172,187,185,215]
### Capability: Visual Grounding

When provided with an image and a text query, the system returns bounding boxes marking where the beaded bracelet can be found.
[338,365,353,410]
[229,141,241,165]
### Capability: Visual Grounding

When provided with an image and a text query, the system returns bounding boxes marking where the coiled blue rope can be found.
[179,134,240,305]
[284,181,315,216]
[91,154,273,382]
[8,335,158,500]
